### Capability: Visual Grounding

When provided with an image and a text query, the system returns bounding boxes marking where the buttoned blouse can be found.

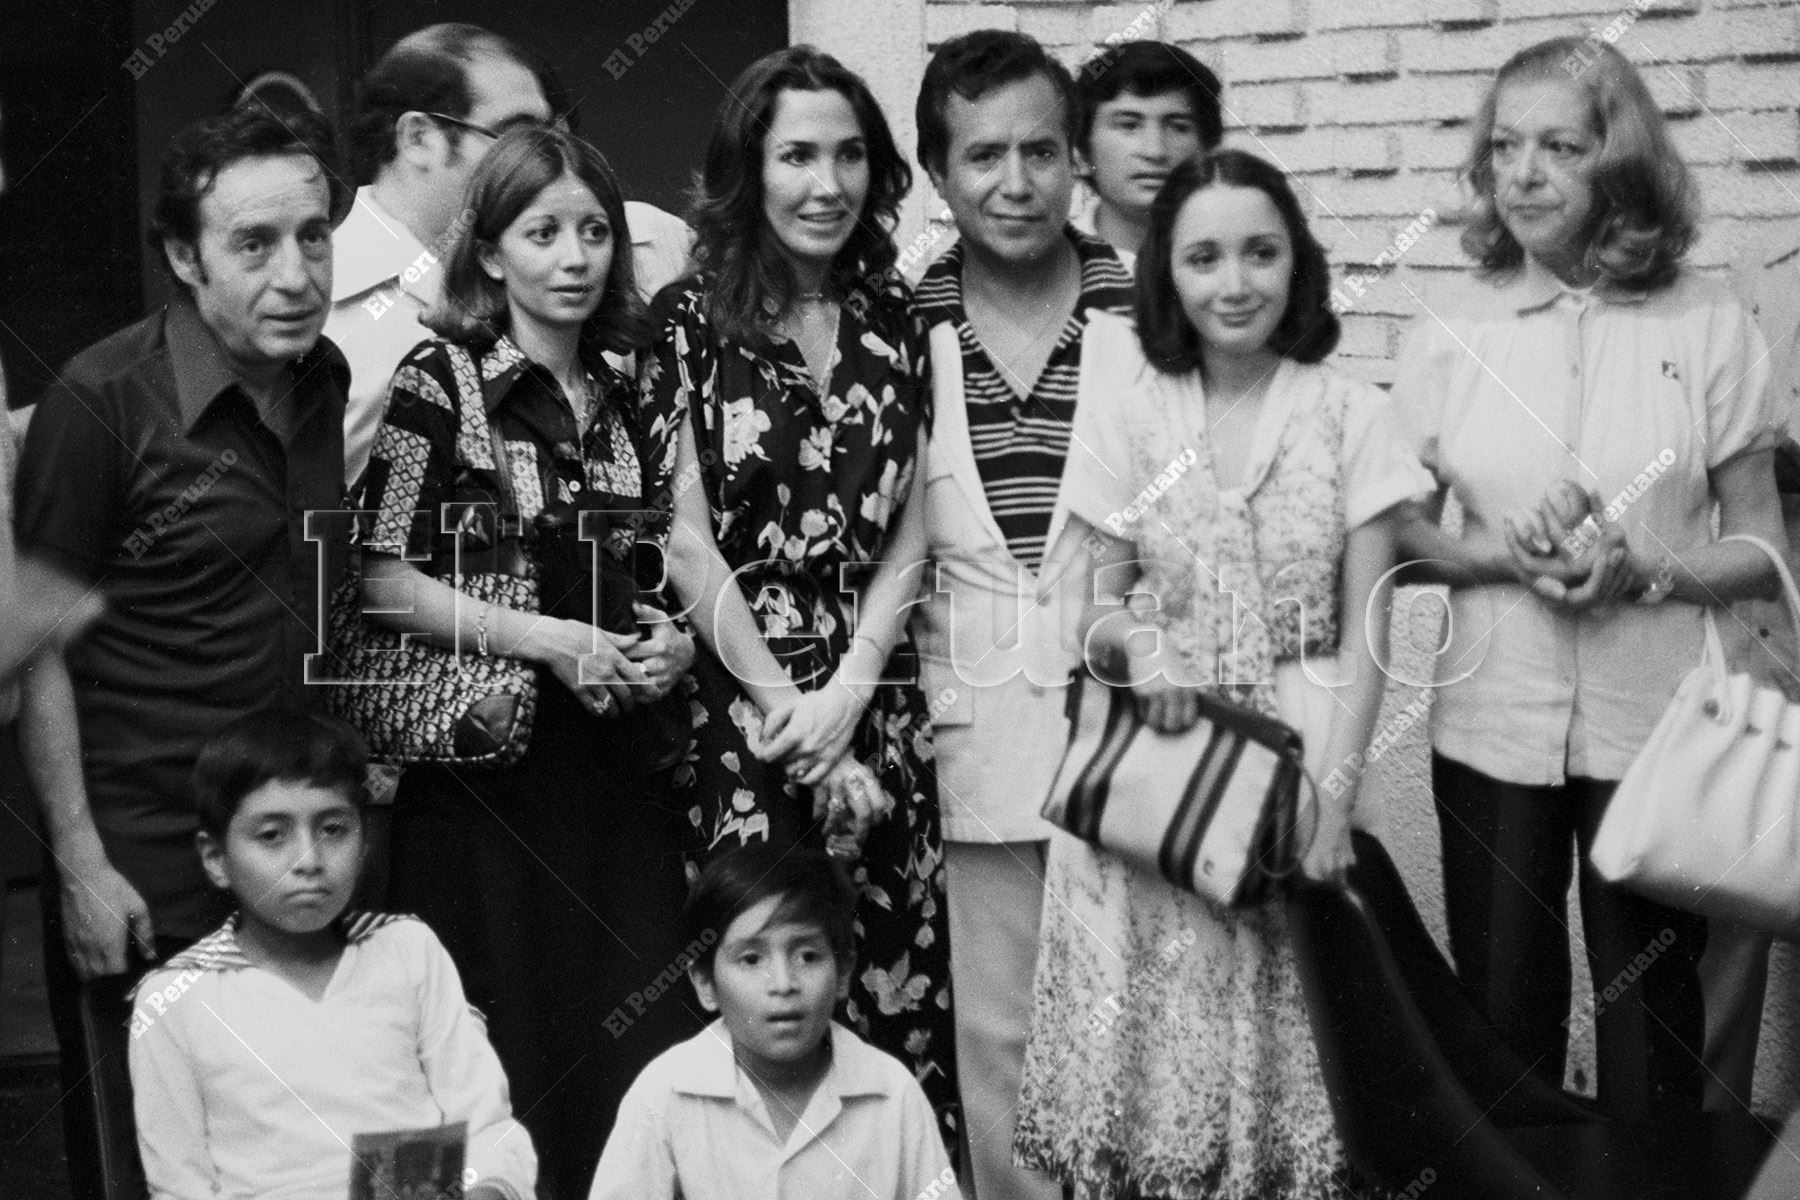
[1391,262,1782,785]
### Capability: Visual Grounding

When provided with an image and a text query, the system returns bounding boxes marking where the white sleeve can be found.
[586,1070,680,1200]
[411,926,538,1200]
[1339,377,1435,529]
[896,1075,962,1200]
[128,976,217,1200]
[1064,314,1149,533]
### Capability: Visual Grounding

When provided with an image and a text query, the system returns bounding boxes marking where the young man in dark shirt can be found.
[13,103,350,1200]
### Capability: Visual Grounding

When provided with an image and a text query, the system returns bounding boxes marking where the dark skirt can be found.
[389,679,699,1200]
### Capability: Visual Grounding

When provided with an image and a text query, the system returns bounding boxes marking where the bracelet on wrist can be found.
[1634,555,1676,606]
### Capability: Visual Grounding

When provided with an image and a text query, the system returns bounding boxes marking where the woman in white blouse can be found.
[1393,37,1784,1120]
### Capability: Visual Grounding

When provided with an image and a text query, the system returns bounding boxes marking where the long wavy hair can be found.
[1461,36,1695,291]
[1136,151,1339,375]
[686,45,911,344]
[427,125,650,358]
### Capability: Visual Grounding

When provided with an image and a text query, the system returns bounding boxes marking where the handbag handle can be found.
[1698,533,1800,718]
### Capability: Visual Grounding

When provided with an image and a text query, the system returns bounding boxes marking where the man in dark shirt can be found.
[13,103,350,1200]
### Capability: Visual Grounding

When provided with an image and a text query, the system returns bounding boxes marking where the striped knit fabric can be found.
[914,228,1133,571]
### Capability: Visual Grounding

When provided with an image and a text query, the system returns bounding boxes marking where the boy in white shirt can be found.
[128,710,536,1200]
[589,843,960,1200]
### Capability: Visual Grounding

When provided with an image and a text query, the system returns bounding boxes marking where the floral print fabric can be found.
[1014,354,1394,1200]
[640,275,959,1146]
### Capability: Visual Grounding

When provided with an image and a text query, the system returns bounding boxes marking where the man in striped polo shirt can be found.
[910,29,1134,1200]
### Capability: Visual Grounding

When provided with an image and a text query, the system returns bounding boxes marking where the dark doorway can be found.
[0,4,143,411]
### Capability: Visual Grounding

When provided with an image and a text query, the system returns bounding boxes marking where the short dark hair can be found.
[1076,41,1223,156]
[193,710,370,839]
[148,105,350,290]
[686,45,911,345]
[1135,150,1340,374]
[916,29,1077,178]
[1461,36,1694,291]
[682,843,857,979]
[427,125,650,357]
[345,23,565,185]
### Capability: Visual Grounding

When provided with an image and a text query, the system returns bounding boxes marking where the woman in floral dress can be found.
[1012,151,1431,1197]
[640,46,958,1139]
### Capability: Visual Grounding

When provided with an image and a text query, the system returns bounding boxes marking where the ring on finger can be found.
[593,691,613,714]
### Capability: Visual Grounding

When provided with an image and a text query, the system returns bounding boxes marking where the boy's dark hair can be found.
[916,29,1077,178]
[682,843,857,977]
[1076,40,1223,157]
[193,710,370,839]
[148,104,350,294]
[1136,149,1340,374]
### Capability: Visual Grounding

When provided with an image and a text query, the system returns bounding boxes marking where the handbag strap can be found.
[1697,534,1800,705]
[1719,533,1800,627]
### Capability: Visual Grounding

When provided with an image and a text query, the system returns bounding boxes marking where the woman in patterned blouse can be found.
[359,126,698,1197]
[640,46,960,1142]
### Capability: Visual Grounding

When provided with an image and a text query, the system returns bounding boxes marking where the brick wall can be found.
[914,0,1800,386]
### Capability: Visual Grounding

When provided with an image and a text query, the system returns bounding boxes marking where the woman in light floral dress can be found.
[640,46,957,1142]
[1012,151,1431,1198]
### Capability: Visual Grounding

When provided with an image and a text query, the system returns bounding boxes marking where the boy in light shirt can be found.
[128,711,535,1200]
[590,844,960,1200]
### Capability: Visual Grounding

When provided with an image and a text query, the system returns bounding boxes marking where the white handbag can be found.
[1590,533,1800,935]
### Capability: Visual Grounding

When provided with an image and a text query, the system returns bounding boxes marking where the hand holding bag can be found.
[1590,532,1800,935]
[322,345,539,768]
[1041,668,1312,908]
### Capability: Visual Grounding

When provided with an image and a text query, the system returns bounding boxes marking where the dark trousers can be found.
[41,876,195,1200]
[1432,752,1707,1121]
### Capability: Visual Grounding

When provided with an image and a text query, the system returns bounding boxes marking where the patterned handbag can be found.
[1041,668,1311,907]
[322,349,539,768]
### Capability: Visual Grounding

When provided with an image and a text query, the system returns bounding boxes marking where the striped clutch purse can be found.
[1041,669,1309,908]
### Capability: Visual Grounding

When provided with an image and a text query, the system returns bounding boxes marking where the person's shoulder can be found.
[625,200,692,242]
[1639,267,1753,325]
[829,1022,920,1095]
[53,310,168,397]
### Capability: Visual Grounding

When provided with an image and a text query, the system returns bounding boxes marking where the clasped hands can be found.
[1501,480,1650,610]
[760,682,892,855]
[544,603,694,718]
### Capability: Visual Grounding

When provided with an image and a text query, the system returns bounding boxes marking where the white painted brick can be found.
[1399,123,1480,171]
[1695,164,1800,217]
[1707,62,1800,111]
[1250,127,1401,174]
[1164,0,1304,41]
[1305,169,1463,218]
[1641,65,1706,115]
[1725,110,1800,165]
[1334,312,1397,357]
[1670,115,1738,166]
[926,3,1018,44]
[1085,2,1164,45]
[1023,6,1091,45]
[1499,0,1641,17]
[1399,18,1620,74]
[1608,10,1732,64]
[1307,75,1486,126]
[1329,352,1399,388]
[1312,0,1428,32]
[1219,82,1306,129]
[1427,0,1500,27]
[1724,6,1800,58]
[1225,30,1399,83]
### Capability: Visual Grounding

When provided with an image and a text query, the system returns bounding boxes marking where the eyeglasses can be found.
[424,112,555,141]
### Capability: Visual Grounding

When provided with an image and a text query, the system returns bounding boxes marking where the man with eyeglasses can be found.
[327,22,691,493]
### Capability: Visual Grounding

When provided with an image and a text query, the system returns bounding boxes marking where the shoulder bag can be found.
[1590,532,1800,934]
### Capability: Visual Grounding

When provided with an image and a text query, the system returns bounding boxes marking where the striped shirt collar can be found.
[914,224,1131,331]
[156,911,415,976]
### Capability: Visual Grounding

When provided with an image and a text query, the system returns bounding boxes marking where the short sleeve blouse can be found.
[1390,263,1783,784]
